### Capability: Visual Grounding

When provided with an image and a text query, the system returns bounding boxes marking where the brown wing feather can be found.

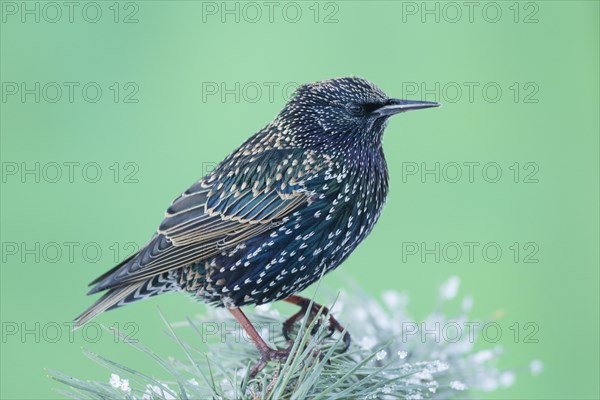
[88,149,322,294]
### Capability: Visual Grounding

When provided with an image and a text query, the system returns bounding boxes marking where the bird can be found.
[75,77,439,376]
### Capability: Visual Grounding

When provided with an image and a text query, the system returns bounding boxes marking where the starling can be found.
[75,77,439,375]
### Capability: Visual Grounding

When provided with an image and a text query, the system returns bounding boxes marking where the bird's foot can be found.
[282,296,351,352]
[249,346,291,378]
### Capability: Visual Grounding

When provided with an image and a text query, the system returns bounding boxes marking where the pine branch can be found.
[50,277,541,399]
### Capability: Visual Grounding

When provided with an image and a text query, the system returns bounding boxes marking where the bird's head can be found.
[277,77,439,152]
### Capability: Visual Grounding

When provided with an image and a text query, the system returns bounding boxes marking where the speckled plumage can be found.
[76,77,439,326]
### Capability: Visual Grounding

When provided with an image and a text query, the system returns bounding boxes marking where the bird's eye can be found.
[346,103,364,116]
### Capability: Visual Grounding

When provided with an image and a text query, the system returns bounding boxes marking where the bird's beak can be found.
[373,99,441,117]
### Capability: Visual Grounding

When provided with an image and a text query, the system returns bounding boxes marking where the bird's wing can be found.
[88,149,328,293]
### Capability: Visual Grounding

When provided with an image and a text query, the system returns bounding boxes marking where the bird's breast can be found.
[193,153,389,307]
[317,158,389,259]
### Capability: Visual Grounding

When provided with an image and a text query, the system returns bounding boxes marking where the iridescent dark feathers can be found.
[76,77,396,326]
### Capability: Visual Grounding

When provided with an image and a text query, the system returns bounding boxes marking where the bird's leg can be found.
[228,308,290,378]
[282,295,351,351]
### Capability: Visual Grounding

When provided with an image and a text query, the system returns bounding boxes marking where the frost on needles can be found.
[50,277,542,399]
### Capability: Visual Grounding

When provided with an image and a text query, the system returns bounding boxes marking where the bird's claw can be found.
[281,298,351,352]
[341,331,351,352]
[249,347,291,378]
[282,317,298,342]
[247,299,351,380]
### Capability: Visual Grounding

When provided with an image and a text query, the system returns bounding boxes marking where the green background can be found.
[1,0,598,398]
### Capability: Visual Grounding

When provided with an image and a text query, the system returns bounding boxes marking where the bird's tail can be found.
[73,282,144,329]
